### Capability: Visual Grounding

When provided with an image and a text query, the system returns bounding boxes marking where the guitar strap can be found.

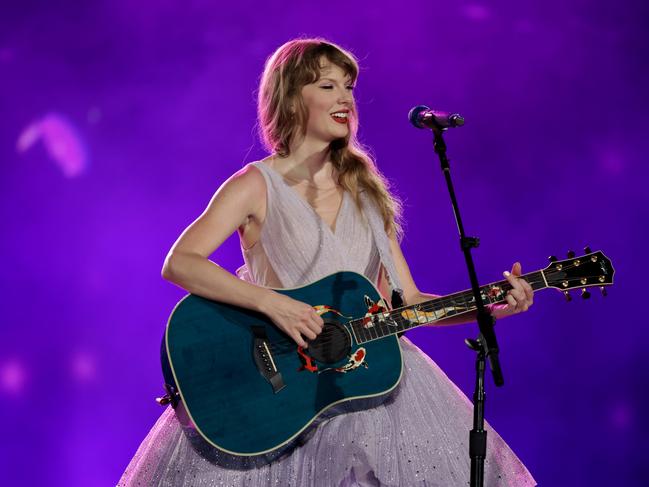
[358,191,404,307]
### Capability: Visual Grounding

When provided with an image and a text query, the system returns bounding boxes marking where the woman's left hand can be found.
[489,262,534,319]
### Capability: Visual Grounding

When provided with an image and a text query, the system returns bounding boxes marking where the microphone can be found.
[408,105,465,129]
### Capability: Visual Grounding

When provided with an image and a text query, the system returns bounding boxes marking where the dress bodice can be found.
[236,161,401,293]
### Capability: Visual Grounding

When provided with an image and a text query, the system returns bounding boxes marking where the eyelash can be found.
[321,85,355,91]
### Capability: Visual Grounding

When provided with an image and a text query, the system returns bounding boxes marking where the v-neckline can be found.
[260,162,346,236]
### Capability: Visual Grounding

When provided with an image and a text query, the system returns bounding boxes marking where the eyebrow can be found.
[318,76,354,84]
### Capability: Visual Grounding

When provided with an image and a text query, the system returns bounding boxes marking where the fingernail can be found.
[503,271,511,277]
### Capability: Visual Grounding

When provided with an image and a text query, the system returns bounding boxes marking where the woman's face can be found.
[299,59,355,144]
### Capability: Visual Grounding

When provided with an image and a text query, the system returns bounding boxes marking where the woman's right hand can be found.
[259,291,324,348]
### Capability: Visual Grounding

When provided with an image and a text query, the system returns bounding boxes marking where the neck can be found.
[348,270,549,344]
[278,136,335,182]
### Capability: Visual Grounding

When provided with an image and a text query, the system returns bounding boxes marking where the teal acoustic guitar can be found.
[160,250,614,458]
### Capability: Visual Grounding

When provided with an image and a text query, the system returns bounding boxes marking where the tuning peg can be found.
[564,291,572,302]
[600,286,608,297]
[548,255,557,262]
[581,288,591,299]
[584,246,592,254]
[567,250,576,258]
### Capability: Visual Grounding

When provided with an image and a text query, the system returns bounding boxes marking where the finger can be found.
[293,331,308,348]
[511,276,533,304]
[525,280,534,294]
[523,282,534,301]
[510,271,534,305]
[311,310,324,327]
[506,294,517,310]
[503,270,520,290]
[308,310,324,332]
[511,261,522,277]
[303,305,323,324]
[504,269,528,302]
[306,318,323,336]
[301,326,318,341]
[315,316,325,332]
[509,287,526,302]
[299,307,319,329]
[519,277,532,291]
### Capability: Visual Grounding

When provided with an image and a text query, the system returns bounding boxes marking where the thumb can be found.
[511,261,522,276]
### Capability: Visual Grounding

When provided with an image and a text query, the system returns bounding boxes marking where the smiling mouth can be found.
[330,112,349,124]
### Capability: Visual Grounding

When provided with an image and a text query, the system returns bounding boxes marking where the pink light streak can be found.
[17,113,88,178]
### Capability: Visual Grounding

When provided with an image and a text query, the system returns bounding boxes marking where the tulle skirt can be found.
[118,337,536,486]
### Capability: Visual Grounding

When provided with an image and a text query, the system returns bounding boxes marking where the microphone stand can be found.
[428,127,504,487]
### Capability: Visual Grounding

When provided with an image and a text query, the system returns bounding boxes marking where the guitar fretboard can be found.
[348,271,547,344]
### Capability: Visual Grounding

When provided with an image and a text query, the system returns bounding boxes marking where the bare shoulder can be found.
[209,162,266,216]
[223,162,267,196]
[219,162,269,248]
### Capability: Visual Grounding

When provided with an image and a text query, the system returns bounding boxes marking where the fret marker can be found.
[401,305,465,324]
[361,295,390,329]
[487,286,504,300]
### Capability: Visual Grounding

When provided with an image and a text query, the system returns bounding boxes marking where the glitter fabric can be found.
[118,162,536,486]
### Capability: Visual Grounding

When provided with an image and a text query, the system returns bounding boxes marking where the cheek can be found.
[303,90,333,112]
[312,98,333,115]
[306,102,333,126]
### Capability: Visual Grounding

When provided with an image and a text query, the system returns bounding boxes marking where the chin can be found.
[308,126,348,145]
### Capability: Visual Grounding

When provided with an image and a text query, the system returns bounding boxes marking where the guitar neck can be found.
[349,270,548,344]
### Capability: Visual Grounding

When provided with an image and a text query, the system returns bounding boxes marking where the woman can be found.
[119,38,536,486]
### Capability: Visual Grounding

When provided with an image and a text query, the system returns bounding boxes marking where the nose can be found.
[338,89,353,107]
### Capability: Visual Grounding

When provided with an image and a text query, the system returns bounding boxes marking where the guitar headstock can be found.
[542,247,614,300]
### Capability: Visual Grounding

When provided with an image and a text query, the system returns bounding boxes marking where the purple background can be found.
[1,1,646,485]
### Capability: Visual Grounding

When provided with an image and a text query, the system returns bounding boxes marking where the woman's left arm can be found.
[386,231,534,326]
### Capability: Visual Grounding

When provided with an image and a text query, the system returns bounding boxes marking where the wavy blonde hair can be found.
[257,38,403,239]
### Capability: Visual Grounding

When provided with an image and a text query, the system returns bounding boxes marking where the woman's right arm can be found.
[161,166,271,309]
[161,165,323,347]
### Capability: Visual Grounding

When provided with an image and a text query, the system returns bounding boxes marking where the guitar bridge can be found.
[252,326,285,393]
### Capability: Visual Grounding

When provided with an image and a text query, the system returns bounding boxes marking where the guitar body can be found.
[162,271,403,457]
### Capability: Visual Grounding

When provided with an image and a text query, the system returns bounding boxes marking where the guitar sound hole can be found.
[307,321,351,364]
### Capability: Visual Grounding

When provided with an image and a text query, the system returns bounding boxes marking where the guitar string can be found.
[286,273,600,350]
[381,261,604,320]
[271,275,595,351]
[350,275,546,329]
[351,264,607,343]
[264,275,547,352]
[266,262,608,351]
[376,269,602,326]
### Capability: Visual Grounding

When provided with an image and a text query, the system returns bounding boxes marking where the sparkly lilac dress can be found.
[118,162,536,486]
